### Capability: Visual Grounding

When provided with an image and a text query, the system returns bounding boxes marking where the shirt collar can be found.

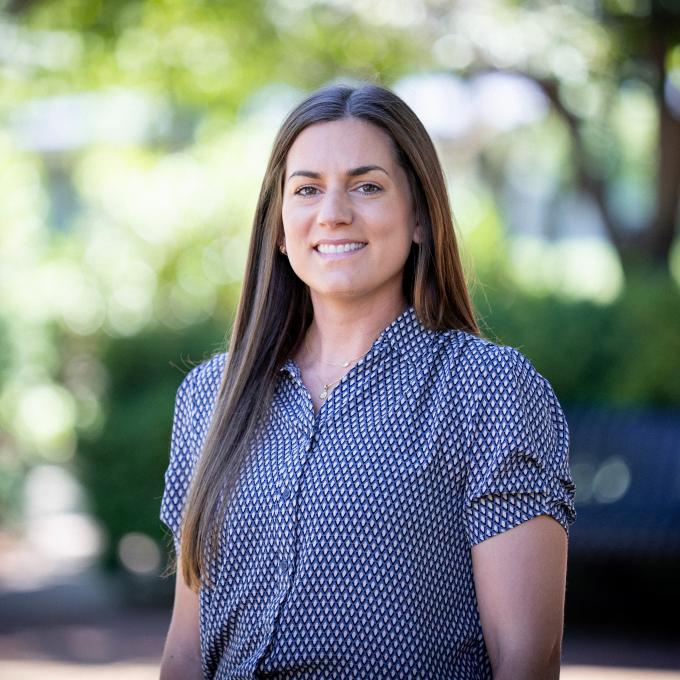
[278,304,435,377]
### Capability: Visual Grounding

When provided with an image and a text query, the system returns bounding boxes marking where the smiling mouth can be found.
[314,242,367,254]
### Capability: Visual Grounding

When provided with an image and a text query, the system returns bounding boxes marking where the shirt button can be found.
[279,558,289,573]
[281,487,291,501]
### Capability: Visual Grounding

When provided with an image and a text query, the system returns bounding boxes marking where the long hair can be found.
[175,81,480,590]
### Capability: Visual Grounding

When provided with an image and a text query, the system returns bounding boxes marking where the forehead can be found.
[285,118,396,169]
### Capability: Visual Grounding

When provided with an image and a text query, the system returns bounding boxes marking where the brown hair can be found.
[173,81,480,590]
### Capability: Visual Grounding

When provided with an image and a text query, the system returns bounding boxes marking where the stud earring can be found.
[279,244,287,255]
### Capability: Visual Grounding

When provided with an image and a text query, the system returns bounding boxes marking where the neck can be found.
[299,293,408,369]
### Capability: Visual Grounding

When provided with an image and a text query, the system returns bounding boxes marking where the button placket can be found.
[271,427,317,630]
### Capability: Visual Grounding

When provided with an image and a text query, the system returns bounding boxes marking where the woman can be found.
[159,82,576,680]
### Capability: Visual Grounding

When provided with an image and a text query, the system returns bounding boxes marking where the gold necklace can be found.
[303,335,366,401]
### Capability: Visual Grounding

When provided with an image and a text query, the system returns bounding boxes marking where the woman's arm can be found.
[159,570,203,680]
[471,514,568,680]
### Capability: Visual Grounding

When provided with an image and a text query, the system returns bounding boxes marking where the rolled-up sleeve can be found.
[464,345,576,547]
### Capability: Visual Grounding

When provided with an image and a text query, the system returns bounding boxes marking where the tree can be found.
[531,1,680,274]
[415,0,680,277]
[6,0,678,277]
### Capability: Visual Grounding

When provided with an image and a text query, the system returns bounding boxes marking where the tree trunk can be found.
[641,13,680,269]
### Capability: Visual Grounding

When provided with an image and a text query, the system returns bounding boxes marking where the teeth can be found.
[316,242,366,254]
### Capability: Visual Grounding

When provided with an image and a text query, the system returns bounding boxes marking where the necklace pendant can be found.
[320,385,328,400]
[342,361,350,367]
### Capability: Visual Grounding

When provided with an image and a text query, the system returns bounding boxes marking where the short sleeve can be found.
[464,345,576,547]
[160,368,198,555]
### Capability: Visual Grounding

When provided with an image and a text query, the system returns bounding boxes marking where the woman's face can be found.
[281,117,421,304]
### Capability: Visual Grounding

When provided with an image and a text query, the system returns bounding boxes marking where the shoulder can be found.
[177,352,228,409]
[189,351,227,388]
[431,330,558,422]
[435,329,537,386]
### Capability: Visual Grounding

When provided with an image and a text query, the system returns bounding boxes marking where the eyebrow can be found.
[286,165,390,183]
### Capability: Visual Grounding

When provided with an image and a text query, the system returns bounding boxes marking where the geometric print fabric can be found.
[160,304,576,679]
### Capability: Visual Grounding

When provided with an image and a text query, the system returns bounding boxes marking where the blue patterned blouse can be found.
[160,304,576,679]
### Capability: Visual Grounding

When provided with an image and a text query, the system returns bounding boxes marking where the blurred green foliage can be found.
[75,317,226,569]
[477,268,680,407]
[1,0,678,575]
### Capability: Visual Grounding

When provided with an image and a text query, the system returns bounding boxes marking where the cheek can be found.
[281,195,299,220]
[370,210,415,249]
[282,204,309,234]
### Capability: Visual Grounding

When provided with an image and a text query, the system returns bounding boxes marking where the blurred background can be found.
[0,0,679,677]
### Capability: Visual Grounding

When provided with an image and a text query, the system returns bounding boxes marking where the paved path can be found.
[1,610,678,679]
[0,567,678,679]
[1,659,679,679]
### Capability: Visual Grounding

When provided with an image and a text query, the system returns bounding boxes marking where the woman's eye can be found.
[358,183,381,194]
[294,186,319,197]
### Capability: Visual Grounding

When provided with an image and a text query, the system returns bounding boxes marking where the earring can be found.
[279,244,287,255]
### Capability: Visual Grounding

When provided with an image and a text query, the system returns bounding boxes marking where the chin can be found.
[308,281,365,298]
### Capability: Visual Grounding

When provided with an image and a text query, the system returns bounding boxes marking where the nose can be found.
[316,188,352,228]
